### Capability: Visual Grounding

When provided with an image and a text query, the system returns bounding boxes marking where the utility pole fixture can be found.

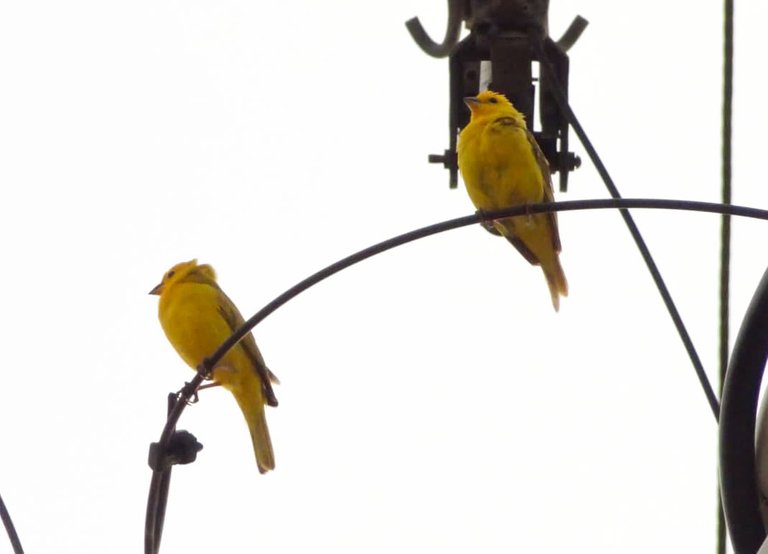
[406,0,587,192]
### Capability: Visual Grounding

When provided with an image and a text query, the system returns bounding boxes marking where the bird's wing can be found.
[525,128,562,253]
[504,235,540,265]
[487,116,562,260]
[490,116,519,131]
[216,291,279,407]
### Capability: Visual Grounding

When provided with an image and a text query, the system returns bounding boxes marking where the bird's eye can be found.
[489,97,498,104]
[167,270,175,279]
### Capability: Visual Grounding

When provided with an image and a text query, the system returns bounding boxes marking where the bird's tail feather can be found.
[542,257,568,312]
[232,383,275,473]
[503,217,568,311]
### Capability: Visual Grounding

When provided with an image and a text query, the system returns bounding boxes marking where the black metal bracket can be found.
[147,430,203,472]
[407,1,587,192]
[145,393,204,554]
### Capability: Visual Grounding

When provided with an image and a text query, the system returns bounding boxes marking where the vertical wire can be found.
[532,37,720,420]
[717,0,734,552]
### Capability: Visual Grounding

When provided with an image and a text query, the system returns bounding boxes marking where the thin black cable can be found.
[161,198,768,440]
[0,492,23,554]
[152,198,768,464]
[145,394,182,554]
[718,1,734,553]
[531,35,719,421]
[146,198,768,553]
[145,470,167,554]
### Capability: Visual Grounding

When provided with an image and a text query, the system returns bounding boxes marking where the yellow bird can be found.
[457,90,568,311]
[150,259,278,473]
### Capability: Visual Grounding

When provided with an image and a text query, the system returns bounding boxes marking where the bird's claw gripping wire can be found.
[198,359,214,381]
[523,202,535,224]
[476,209,503,236]
[147,430,203,472]
[180,359,278,407]
[177,382,200,405]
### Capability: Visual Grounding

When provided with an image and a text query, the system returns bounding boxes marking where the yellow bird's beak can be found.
[464,96,480,108]
[149,283,163,295]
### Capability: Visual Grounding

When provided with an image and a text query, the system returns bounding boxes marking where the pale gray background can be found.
[0,1,763,552]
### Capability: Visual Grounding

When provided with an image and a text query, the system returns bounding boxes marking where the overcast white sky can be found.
[1,1,766,552]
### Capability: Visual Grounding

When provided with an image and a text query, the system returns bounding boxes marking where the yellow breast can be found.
[158,281,240,372]
[458,116,544,211]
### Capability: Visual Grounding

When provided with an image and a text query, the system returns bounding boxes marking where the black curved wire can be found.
[145,393,179,554]
[405,0,462,58]
[145,469,170,554]
[530,34,720,421]
[719,265,768,554]
[145,197,768,553]
[0,492,23,554]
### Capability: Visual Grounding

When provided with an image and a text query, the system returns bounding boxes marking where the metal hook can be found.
[556,15,589,52]
[405,0,463,58]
